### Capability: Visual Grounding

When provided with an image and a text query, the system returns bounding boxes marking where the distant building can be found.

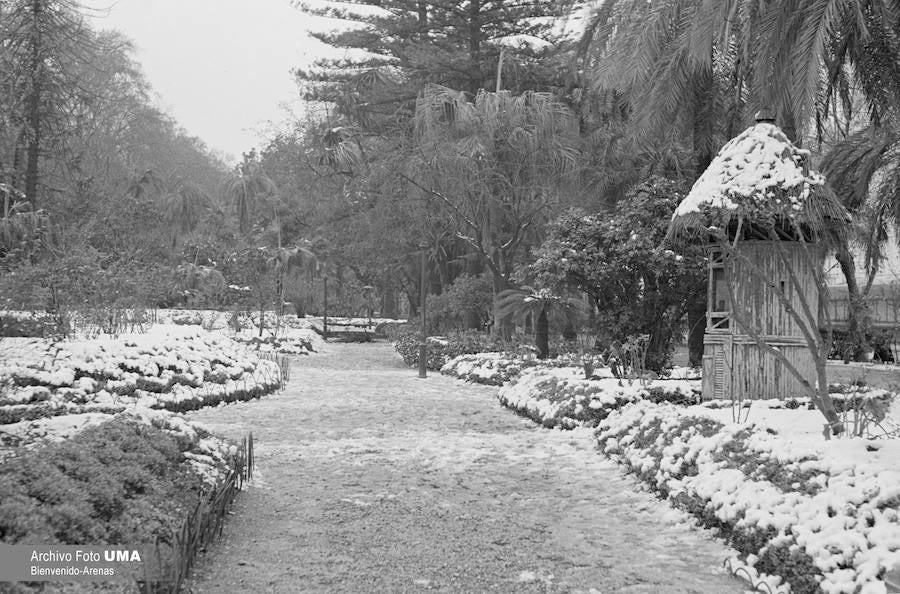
[824,228,900,334]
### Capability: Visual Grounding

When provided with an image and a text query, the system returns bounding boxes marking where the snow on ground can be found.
[185,342,745,593]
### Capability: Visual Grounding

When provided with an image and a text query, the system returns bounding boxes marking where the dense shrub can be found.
[530,177,706,372]
[392,327,508,370]
[427,274,493,333]
[0,311,57,337]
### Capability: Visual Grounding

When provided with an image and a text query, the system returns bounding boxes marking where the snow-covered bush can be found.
[597,401,900,594]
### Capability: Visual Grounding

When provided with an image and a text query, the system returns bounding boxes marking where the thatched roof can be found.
[667,122,849,242]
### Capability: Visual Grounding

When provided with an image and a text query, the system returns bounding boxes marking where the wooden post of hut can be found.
[667,111,850,411]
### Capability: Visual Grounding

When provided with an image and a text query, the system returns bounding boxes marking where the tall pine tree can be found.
[294,0,581,126]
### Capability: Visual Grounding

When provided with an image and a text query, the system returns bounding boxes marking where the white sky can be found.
[86,0,343,164]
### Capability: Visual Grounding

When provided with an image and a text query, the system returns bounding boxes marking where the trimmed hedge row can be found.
[496,367,701,428]
[0,411,251,591]
[596,402,900,594]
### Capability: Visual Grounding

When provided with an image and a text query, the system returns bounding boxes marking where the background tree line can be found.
[3,0,900,368]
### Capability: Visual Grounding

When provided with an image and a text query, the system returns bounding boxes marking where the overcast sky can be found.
[86,0,343,164]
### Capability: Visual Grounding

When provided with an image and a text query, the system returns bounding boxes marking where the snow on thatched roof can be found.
[668,121,848,241]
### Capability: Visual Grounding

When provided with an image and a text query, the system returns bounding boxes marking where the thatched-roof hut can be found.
[668,117,848,243]
[669,113,849,401]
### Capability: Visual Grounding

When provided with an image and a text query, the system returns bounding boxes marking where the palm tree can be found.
[495,286,588,359]
[127,169,210,251]
[266,244,318,317]
[410,84,582,336]
[0,182,47,263]
[820,124,900,354]
[221,162,278,235]
[578,0,900,147]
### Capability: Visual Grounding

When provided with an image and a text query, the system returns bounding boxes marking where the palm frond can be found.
[821,126,897,211]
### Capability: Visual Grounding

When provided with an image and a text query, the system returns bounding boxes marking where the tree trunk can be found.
[834,239,871,359]
[687,296,706,366]
[688,71,714,365]
[382,284,398,318]
[466,0,482,94]
[815,356,844,436]
[406,290,419,319]
[25,0,43,209]
[491,272,511,339]
[535,307,549,359]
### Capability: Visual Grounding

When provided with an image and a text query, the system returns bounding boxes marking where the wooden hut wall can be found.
[728,241,823,338]
[730,339,813,400]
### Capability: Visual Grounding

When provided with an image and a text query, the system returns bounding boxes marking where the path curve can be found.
[185,343,745,593]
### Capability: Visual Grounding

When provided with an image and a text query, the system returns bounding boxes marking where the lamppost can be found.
[322,276,328,335]
[418,247,427,378]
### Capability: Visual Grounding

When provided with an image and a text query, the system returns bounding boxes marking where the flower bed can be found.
[497,367,701,428]
[597,401,900,594]
[443,351,703,386]
[0,325,283,426]
[229,327,323,356]
[0,408,247,586]
[441,353,538,385]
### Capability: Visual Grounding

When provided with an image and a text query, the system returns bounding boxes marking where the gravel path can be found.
[185,343,745,594]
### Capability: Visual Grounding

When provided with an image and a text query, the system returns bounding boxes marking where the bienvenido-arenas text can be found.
[30,566,115,576]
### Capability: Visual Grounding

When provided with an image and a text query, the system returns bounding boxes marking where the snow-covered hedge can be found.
[158,310,325,355]
[497,367,701,428]
[0,408,243,566]
[596,401,900,594]
[0,326,283,425]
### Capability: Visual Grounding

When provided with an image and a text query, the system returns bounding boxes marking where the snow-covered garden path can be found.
[185,343,744,593]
